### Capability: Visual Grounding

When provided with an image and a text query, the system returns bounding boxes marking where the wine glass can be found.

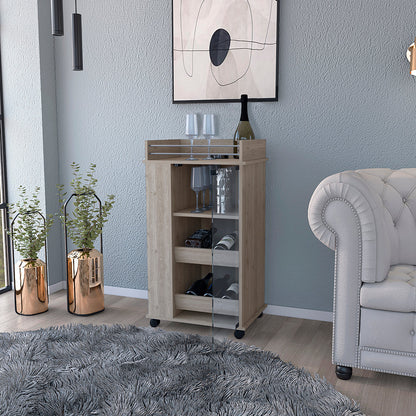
[186,114,198,160]
[208,165,216,209]
[191,167,204,213]
[202,114,215,160]
[201,166,210,211]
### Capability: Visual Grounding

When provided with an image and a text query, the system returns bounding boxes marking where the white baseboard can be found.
[49,282,148,299]
[104,287,332,322]
[264,304,332,322]
[104,285,148,299]
[49,281,66,294]
[48,283,332,322]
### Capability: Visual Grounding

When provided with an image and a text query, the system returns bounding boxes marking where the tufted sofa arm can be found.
[308,170,393,367]
[308,168,416,368]
[308,170,391,284]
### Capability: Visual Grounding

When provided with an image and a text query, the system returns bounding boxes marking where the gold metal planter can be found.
[67,248,104,315]
[14,259,48,316]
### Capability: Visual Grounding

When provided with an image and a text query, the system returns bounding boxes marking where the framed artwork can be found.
[172,0,280,103]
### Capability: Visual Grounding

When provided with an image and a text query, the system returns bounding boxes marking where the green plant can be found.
[58,163,115,251]
[8,186,54,260]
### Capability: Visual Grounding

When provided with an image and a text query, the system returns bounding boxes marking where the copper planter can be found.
[15,258,48,315]
[67,248,104,315]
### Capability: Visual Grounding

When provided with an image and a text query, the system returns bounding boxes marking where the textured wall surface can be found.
[48,0,416,311]
[37,0,64,286]
[0,0,45,199]
[0,0,63,285]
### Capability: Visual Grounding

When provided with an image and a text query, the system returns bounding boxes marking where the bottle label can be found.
[227,283,239,296]
[215,235,235,250]
[221,236,234,248]
[222,282,239,299]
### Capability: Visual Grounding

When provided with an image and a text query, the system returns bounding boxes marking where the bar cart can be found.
[145,139,266,338]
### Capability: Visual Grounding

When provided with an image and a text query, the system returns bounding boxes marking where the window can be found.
[0,49,11,293]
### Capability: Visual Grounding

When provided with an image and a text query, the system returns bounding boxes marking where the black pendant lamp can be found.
[51,0,84,71]
[72,0,83,71]
[51,0,64,36]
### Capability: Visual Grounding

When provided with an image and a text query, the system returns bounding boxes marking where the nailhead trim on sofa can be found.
[359,346,416,377]
[322,196,362,368]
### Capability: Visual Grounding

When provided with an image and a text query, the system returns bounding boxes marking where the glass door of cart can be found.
[211,165,240,339]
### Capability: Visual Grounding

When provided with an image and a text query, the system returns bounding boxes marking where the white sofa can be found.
[308,168,416,379]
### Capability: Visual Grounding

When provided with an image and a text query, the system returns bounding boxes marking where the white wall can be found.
[0,0,45,195]
[0,0,62,285]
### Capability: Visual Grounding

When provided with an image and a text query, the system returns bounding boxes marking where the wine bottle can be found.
[222,283,239,300]
[185,273,213,296]
[233,94,255,158]
[214,232,238,250]
[203,274,232,297]
[214,274,232,297]
[184,229,212,248]
[203,283,213,297]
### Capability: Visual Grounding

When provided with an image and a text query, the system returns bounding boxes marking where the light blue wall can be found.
[52,0,416,311]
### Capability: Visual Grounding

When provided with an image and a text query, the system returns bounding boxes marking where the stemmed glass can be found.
[186,114,198,161]
[191,167,204,213]
[201,166,210,211]
[208,165,215,209]
[202,114,215,160]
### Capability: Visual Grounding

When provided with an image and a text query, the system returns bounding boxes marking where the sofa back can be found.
[354,168,416,267]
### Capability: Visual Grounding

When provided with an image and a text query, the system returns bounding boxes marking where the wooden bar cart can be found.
[145,139,266,338]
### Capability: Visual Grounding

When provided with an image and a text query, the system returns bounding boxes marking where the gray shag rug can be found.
[0,324,363,416]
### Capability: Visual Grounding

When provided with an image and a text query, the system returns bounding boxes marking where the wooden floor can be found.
[1,291,415,416]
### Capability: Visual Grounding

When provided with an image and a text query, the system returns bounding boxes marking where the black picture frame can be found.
[172,0,280,103]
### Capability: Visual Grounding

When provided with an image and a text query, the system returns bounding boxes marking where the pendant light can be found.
[51,0,64,36]
[72,0,83,71]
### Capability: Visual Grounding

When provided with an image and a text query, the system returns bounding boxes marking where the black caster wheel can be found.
[234,329,245,339]
[335,365,352,380]
[150,319,160,328]
[258,312,263,319]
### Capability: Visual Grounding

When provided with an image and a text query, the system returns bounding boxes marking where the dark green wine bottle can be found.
[233,94,255,158]
[185,273,213,296]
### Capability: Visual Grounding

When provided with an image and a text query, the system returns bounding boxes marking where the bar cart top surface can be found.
[145,139,267,165]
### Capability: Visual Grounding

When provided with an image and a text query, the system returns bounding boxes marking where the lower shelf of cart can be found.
[175,293,238,316]
[172,310,237,330]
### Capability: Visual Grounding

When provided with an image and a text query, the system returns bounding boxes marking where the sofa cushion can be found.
[360,308,416,353]
[360,265,416,313]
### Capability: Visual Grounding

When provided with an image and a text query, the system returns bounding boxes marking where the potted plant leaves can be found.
[58,163,115,315]
[8,186,54,315]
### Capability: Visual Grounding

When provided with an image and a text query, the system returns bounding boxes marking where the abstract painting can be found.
[172,0,280,103]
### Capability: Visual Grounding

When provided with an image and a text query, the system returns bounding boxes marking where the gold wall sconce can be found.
[406,38,416,76]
